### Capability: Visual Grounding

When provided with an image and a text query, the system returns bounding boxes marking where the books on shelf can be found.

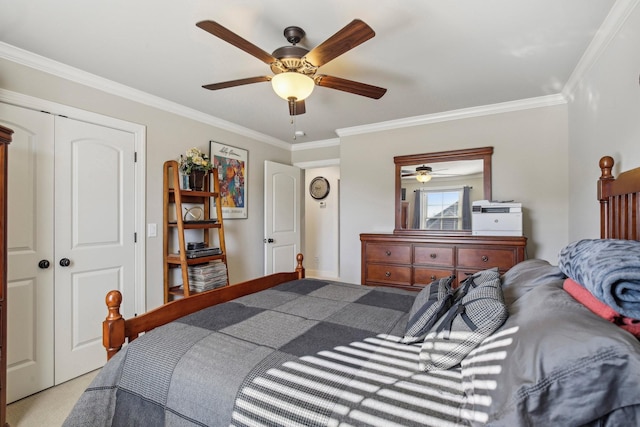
[186,260,227,292]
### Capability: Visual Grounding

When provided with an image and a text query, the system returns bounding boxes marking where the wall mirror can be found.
[394,147,493,234]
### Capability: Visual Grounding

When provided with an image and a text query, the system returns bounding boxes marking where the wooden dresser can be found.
[360,233,527,290]
[1,125,13,427]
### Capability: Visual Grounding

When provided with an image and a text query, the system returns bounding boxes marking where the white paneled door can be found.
[2,103,55,403]
[53,116,136,384]
[264,161,301,274]
[2,102,138,401]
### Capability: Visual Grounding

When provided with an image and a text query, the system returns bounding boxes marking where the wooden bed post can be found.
[598,156,615,238]
[296,253,305,279]
[103,290,125,360]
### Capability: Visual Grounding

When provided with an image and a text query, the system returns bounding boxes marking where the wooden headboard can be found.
[598,156,640,240]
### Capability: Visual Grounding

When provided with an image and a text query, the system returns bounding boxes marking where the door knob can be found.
[59,258,71,267]
[38,260,50,269]
[266,238,274,243]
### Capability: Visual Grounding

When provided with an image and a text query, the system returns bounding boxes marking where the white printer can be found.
[471,200,523,236]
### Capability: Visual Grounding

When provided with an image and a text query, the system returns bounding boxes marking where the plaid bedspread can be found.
[63,279,490,426]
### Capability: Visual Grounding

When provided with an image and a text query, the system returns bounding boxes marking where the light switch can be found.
[147,223,157,237]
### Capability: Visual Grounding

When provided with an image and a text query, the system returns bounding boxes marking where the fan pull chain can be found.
[288,97,298,140]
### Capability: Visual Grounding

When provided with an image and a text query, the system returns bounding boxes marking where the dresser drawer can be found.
[414,245,454,266]
[457,247,516,270]
[366,264,412,285]
[414,267,455,286]
[365,243,411,264]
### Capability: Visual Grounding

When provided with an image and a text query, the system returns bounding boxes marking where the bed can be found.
[64,155,640,426]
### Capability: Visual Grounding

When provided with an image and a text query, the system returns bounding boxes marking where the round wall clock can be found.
[309,176,330,200]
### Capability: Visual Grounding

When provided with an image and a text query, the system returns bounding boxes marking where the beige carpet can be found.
[6,369,100,427]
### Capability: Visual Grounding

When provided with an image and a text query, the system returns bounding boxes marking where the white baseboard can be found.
[305,269,339,281]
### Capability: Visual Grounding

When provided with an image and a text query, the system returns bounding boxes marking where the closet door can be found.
[53,116,137,384]
[2,103,139,400]
[1,103,55,403]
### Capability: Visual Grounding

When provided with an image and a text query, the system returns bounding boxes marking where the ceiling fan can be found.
[402,165,460,183]
[196,19,387,116]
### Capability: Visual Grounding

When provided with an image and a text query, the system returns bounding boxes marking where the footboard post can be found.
[296,253,305,279]
[103,290,126,360]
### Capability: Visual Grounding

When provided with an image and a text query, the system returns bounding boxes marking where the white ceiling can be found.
[0,1,617,144]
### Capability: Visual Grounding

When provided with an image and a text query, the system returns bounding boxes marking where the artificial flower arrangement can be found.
[179,147,214,175]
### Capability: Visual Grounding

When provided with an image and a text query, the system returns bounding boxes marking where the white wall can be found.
[339,105,569,284]
[567,4,640,240]
[0,57,292,310]
[304,166,340,278]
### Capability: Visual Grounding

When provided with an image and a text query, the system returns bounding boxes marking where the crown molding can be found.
[293,158,340,169]
[290,138,340,151]
[563,0,640,99]
[0,42,291,150]
[335,94,566,137]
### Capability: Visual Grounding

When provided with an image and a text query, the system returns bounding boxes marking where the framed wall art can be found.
[210,141,248,219]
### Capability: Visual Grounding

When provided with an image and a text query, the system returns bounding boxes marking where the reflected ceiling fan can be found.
[402,165,460,183]
[196,19,387,116]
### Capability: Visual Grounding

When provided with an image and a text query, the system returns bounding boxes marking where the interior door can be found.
[264,161,301,274]
[53,116,137,384]
[1,103,55,403]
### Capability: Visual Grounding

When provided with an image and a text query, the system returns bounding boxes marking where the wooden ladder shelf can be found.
[163,160,229,302]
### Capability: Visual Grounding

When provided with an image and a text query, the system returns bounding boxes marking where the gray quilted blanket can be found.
[63,279,484,426]
[63,276,640,426]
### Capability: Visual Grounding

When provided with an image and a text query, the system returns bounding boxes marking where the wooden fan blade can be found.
[304,19,375,67]
[315,75,387,99]
[287,99,306,116]
[196,20,276,65]
[202,76,271,91]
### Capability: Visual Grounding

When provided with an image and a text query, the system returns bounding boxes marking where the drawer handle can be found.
[481,255,489,262]
[430,275,436,280]
[430,253,437,259]
[385,271,391,277]
[385,250,391,256]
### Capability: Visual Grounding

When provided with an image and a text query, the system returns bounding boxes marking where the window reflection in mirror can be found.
[394,147,493,234]
[401,160,484,230]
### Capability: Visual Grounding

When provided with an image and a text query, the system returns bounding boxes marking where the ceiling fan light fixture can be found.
[416,172,432,183]
[271,72,315,101]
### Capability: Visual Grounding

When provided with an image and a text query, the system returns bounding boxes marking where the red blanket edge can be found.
[563,277,640,338]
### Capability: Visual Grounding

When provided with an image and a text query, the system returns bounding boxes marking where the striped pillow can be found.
[419,268,507,371]
[402,276,456,344]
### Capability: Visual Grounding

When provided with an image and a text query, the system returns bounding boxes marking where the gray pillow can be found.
[501,259,566,306]
[403,276,455,344]
[460,281,640,425]
[419,268,506,371]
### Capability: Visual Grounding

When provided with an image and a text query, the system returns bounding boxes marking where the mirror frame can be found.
[394,146,493,234]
